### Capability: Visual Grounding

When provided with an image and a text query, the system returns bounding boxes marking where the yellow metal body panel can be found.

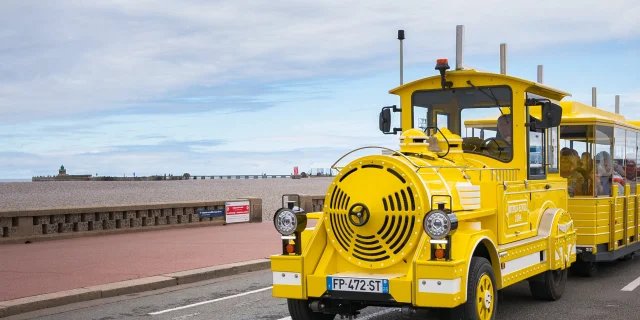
[271,255,304,299]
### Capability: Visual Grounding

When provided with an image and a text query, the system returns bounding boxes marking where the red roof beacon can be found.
[435,58,453,89]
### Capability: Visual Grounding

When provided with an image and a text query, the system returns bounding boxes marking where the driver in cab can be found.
[497,114,512,143]
[482,113,512,159]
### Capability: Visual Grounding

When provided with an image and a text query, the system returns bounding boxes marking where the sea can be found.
[0,179,31,183]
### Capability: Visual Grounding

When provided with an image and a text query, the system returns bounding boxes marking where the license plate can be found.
[326,276,389,293]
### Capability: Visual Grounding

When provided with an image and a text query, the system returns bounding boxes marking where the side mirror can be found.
[529,100,562,129]
[379,105,402,135]
[539,101,562,128]
[379,108,391,133]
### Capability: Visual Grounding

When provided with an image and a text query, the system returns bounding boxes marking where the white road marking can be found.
[149,286,273,315]
[621,276,640,291]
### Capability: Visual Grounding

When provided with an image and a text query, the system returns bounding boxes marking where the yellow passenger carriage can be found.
[465,99,640,277]
[265,26,640,320]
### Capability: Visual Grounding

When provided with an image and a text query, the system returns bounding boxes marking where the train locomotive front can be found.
[271,129,508,319]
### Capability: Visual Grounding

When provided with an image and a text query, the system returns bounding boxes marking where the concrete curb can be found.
[0,258,271,318]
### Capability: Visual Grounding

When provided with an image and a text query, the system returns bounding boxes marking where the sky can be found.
[0,0,639,179]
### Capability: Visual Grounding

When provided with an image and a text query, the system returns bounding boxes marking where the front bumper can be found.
[271,255,466,308]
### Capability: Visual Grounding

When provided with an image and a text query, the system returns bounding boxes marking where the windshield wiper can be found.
[466,80,504,116]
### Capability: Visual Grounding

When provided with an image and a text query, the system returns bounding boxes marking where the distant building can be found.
[32,165,92,182]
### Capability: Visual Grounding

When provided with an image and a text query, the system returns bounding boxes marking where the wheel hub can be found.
[484,290,492,309]
[476,274,494,320]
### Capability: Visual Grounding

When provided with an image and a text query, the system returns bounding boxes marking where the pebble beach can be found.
[0,178,334,221]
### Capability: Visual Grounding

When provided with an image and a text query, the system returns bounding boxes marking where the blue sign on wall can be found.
[197,208,225,218]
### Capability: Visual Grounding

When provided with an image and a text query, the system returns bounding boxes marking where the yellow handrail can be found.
[609,184,618,251]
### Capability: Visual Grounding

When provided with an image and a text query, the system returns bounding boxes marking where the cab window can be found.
[411,86,513,162]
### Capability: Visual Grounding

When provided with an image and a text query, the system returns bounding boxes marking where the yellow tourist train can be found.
[268,27,637,320]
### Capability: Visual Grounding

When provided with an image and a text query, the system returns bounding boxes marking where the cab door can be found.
[527,127,558,236]
[498,128,550,245]
[500,181,534,244]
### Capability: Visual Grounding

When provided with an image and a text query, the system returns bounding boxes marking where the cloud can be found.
[82,139,227,155]
[0,0,638,123]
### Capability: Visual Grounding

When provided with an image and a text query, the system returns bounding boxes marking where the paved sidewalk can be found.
[0,222,281,302]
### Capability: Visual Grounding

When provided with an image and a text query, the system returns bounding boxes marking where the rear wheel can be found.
[287,299,336,320]
[618,252,635,261]
[528,268,567,301]
[571,259,597,277]
[438,257,496,320]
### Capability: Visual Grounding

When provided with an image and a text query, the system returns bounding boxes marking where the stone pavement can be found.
[0,222,282,302]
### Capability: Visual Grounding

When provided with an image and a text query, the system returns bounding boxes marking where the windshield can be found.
[411,86,513,161]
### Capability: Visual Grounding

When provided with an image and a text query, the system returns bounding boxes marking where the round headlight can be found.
[273,208,307,236]
[423,209,458,240]
[274,209,298,236]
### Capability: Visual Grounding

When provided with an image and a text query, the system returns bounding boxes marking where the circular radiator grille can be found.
[324,159,423,269]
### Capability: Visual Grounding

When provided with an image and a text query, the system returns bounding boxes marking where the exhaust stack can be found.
[615,95,620,114]
[456,25,464,70]
[592,87,597,108]
[537,65,543,83]
[500,43,507,74]
[398,30,405,85]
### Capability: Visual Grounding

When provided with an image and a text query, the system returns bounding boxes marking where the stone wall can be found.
[297,194,327,213]
[0,198,261,243]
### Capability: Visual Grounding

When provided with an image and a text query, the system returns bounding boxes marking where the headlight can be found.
[273,208,307,236]
[423,209,458,240]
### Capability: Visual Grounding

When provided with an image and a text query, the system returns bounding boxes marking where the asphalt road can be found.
[7,255,640,320]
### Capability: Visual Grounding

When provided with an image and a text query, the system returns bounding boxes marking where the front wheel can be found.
[287,299,336,320]
[438,257,497,320]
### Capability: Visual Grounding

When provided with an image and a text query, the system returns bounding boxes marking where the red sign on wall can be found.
[225,201,250,223]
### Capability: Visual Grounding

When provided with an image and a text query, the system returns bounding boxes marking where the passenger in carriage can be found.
[560,147,585,196]
[581,152,595,195]
[596,151,613,196]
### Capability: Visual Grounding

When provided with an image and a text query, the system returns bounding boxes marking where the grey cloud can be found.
[1,1,638,123]
[79,139,227,155]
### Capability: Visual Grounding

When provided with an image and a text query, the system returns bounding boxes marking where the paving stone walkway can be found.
[0,222,281,301]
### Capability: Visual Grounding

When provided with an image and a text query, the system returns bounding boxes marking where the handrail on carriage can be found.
[331,146,470,173]
[331,146,520,179]
[330,146,422,171]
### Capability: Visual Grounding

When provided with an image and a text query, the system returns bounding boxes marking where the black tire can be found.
[528,268,567,301]
[618,252,635,261]
[438,257,497,320]
[571,259,597,277]
[287,299,336,320]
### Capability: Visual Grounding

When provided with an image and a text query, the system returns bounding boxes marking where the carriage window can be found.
[625,131,636,194]
[614,128,626,190]
[595,126,614,196]
[637,133,640,189]
[559,125,594,197]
